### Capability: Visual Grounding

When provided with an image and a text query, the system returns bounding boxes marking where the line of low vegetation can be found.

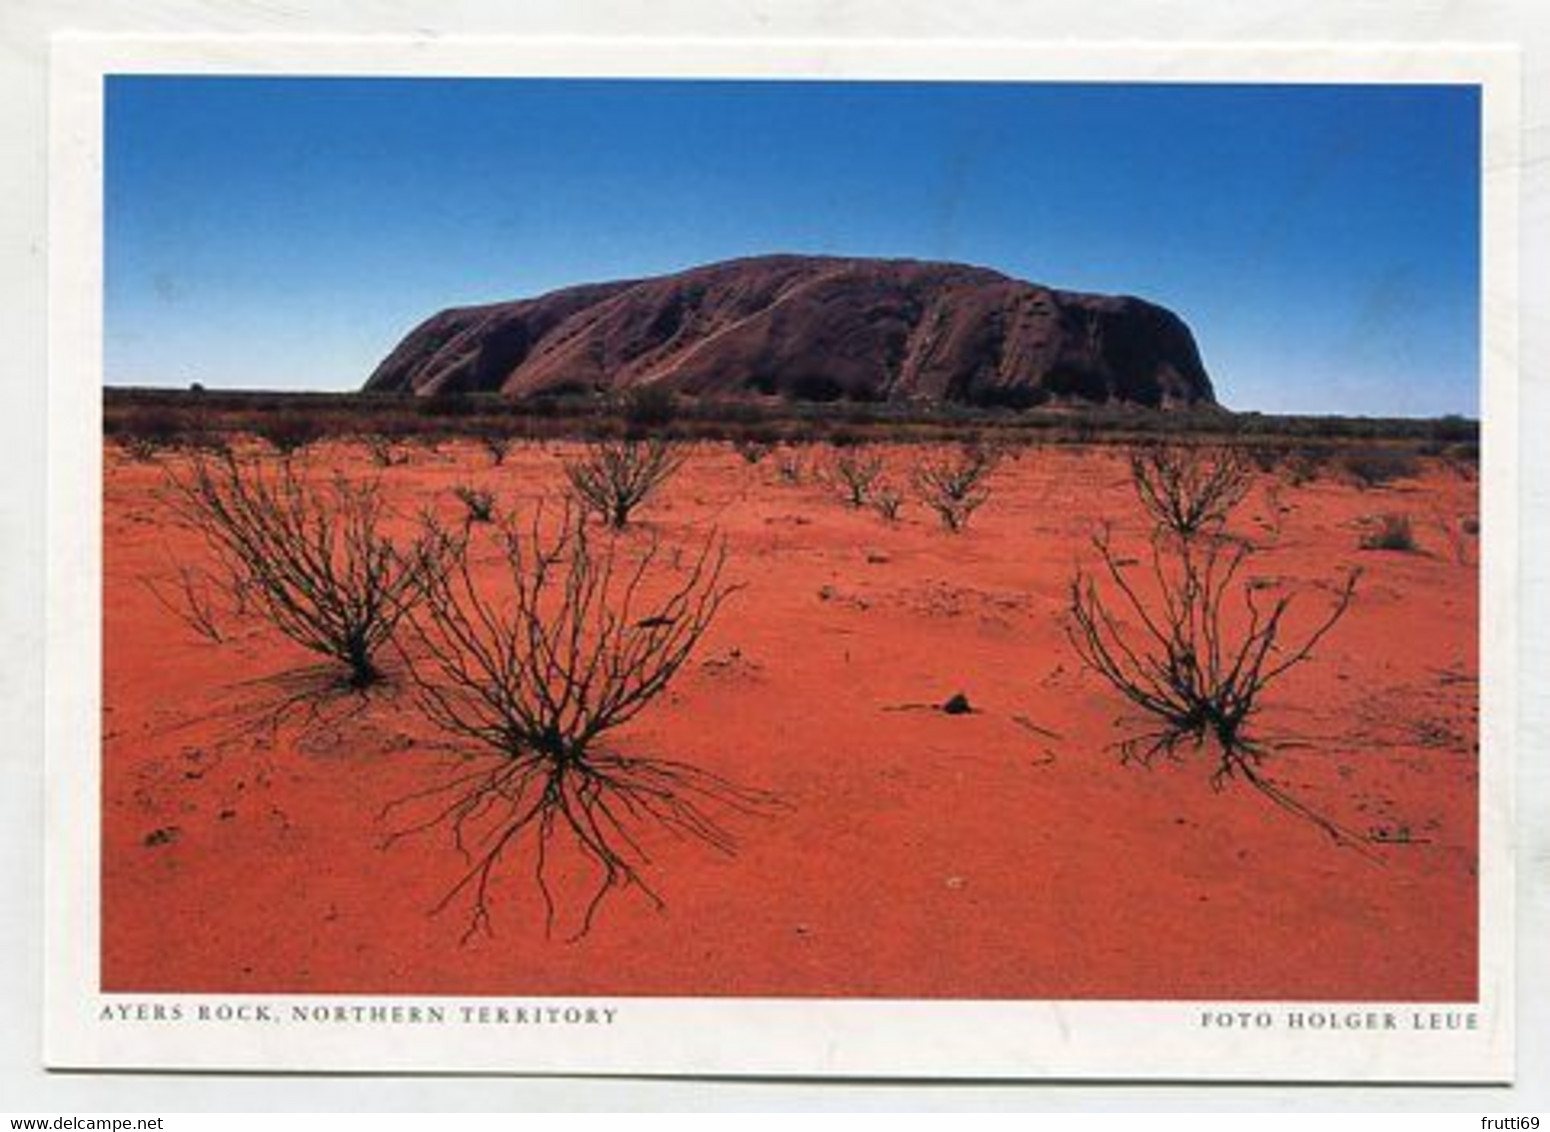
[104,385,1481,459]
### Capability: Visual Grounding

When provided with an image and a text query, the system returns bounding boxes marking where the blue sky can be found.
[104,77,1480,416]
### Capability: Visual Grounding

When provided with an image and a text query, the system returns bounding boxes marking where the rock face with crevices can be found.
[364,254,1216,409]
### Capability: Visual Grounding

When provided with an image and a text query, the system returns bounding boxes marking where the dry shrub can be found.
[564,437,686,528]
[165,451,440,689]
[871,483,904,522]
[389,509,774,939]
[775,451,804,485]
[828,451,883,508]
[1069,528,1363,847]
[913,444,998,532]
[1129,443,1252,539]
[479,432,514,467]
[1361,513,1419,552]
[733,438,772,465]
[452,484,496,525]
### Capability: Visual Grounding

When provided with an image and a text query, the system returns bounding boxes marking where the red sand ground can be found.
[101,440,1479,999]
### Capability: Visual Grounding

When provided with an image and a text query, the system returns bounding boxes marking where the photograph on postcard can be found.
[46,39,1516,1078]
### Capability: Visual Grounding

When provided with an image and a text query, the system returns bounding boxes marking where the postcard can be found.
[45,35,1518,1079]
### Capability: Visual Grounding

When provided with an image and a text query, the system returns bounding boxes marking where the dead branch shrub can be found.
[564,437,686,528]
[1342,447,1421,489]
[1068,528,1362,846]
[479,432,513,467]
[452,484,496,525]
[871,483,904,522]
[166,451,440,689]
[828,451,883,508]
[913,444,998,532]
[775,450,804,485]
[1361,512,1419,552]
[390,510,773,939]
[1129,443,1252,539]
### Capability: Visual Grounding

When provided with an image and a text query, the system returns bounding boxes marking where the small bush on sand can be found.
[1361,513,1419,552]
[775,451,804,485]
[1129,443,1252,539]
[389,509,774,939]
[453,485,497,525]
[733,438,772,465]
[166,451,440,689]
[828,451,883,508]
[1068,528,1363,847]
[913,444,998,532]
[564,437,686,528]
[871,484,904,522]
[479,432,514,467]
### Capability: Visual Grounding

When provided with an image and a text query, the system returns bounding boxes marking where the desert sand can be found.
[101,439,1478,999]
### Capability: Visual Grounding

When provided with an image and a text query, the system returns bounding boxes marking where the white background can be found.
[2,0,1547,1113]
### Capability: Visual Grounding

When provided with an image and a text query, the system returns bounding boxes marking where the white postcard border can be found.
[44,35,1520,1080]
